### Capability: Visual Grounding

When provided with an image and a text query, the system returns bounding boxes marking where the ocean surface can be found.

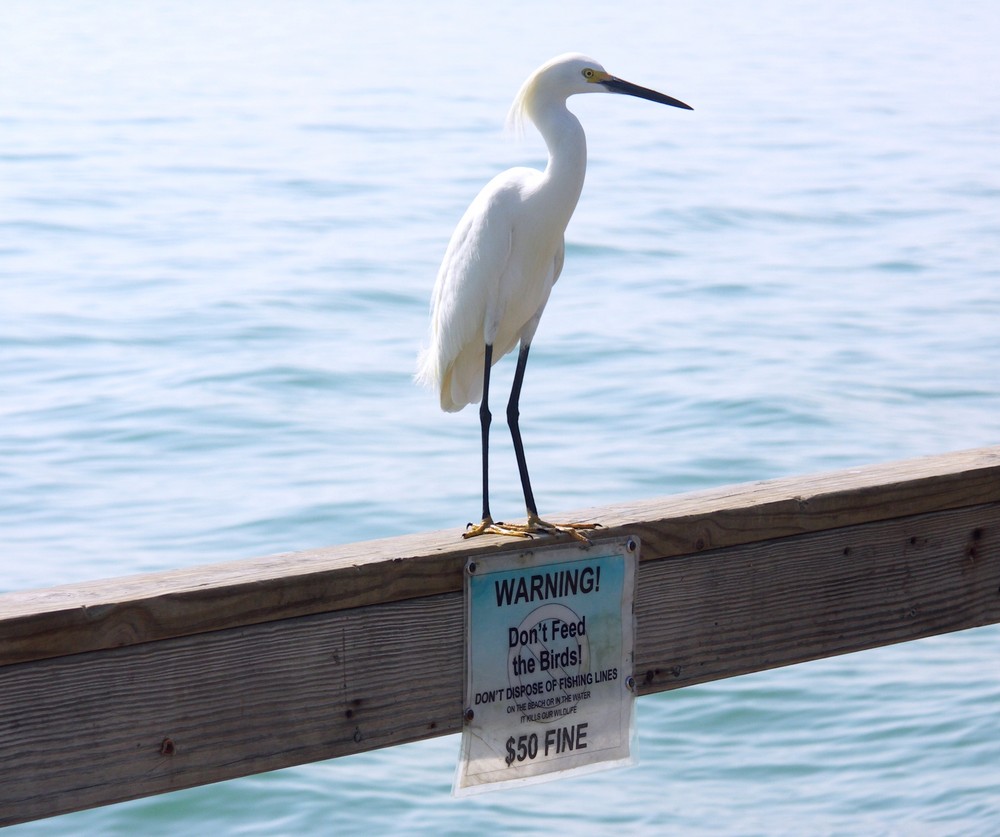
[2,1,999,833]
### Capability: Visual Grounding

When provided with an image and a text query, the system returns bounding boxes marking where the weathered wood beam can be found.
[1,447,998,824]
[2,446,998,668]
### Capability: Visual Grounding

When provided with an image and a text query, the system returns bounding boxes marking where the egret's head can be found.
[507,53,691,135]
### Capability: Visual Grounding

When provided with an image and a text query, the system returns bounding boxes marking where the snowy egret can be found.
[417,53,691,540]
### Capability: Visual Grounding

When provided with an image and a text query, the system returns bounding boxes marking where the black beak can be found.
[602,76,693,110]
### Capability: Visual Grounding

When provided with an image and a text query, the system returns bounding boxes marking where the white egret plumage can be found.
[417,53,691,540]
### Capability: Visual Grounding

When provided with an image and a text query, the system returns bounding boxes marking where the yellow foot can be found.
[463,514,601,544]
[463,516,534,540]
[523,514,602,544]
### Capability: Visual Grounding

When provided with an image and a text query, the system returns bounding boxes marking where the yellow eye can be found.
[582,68,595,80]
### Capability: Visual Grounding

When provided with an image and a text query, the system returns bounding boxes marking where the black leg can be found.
[507,343,539,519]
[479,344,493,523]
[465,340,594,542]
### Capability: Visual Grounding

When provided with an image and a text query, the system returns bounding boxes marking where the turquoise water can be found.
[3,1,999,833]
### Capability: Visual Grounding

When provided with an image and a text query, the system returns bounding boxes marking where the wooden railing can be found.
[1,446,998,824]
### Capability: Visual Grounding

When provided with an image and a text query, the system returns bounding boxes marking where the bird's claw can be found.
[464,517,534,540]
[463,515,601,544]
[526,516,602,544]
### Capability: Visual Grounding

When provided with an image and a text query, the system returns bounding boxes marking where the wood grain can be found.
[634,503,1000,691]
[0,594,464,824]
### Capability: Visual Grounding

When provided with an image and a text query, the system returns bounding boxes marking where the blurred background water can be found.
[2,1,999,833]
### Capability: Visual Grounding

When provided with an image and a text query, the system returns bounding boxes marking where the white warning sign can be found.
[455,536,638,795]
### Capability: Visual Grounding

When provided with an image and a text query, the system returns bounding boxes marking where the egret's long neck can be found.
[530,99,587,229]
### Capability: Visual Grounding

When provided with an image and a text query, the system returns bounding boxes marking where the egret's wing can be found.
[552,236,565,285]
[517,237,564,349]
[417,171,525,411]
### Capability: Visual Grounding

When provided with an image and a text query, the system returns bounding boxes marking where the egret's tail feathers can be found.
[441,342,486,412]
[416,345,468,413]
[416,341,484,413]
[414,345,438,392]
